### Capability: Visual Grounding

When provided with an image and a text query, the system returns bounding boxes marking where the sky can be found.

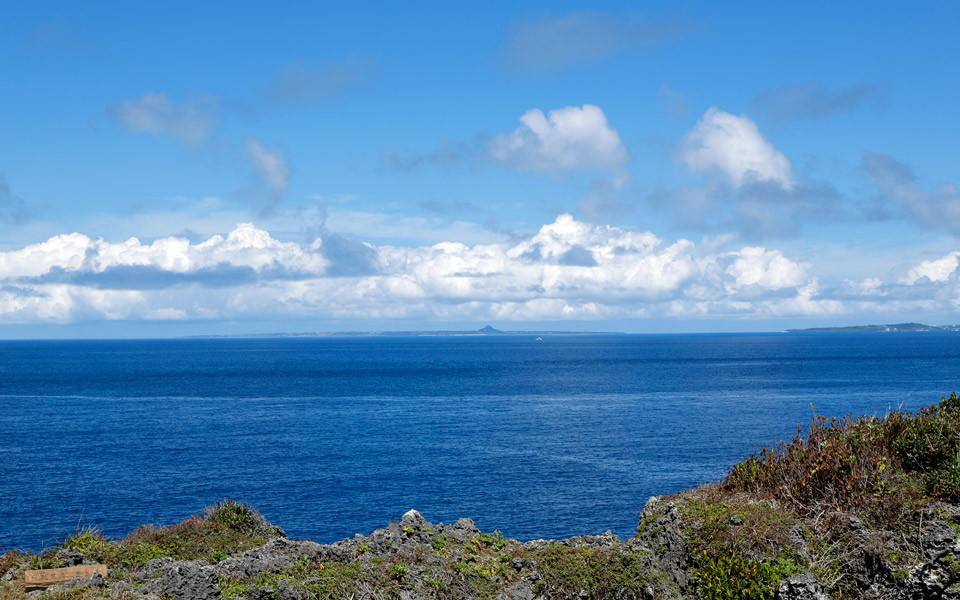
[1,1,959,337]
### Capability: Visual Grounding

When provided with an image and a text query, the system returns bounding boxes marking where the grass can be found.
[17,501,278,573]
[0,501,281,600]
[532,544,652,600]
[219,559,366,599]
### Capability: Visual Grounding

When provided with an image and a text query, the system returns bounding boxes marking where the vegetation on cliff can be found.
[667,392,960,599]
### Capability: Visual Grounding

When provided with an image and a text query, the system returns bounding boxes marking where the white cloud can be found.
[489,105,627,174]
[768,280,844,316]
[14,214,960,325]
[723,247,808,290]
[0,223,326,280]
[245,139,290,192]
[114,92,217,146]
[901,252,960,285]
[681,108,794,189]
[844,277,885,296]
[0,215,846,324]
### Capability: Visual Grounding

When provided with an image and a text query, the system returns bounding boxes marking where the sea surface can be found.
[1,332,958,551]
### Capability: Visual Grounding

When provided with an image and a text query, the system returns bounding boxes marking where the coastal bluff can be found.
[6,395,960,599]
[3,500,956,600]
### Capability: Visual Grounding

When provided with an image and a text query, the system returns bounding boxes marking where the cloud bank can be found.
[3,213,948,325]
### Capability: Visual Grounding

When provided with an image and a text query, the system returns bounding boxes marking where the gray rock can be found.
[788,523,808,550]
[775,573,832,600]
[920,519,959,559]
[54,548,85,567]
[502,580,536,600]
[944,582,960,600]
[633,499,692,589]
[401,509,427,530]
[214,538,325,579]
[905,562,948,598]
[447,517,481,541]
[142,558,219,600]
[87,572,107,588]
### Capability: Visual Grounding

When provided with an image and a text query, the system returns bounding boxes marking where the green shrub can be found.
[682,498,804,600]
[723,394,960,525]
[58,526,111,563]
[203,500,262,534]
[697,554,801,600]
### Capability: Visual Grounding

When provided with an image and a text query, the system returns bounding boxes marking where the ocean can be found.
[1,332,957,552]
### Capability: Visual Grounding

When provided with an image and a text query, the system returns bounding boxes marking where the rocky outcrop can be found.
[5,501,960,599]
[140,558,219,600]
[776,573,832,600]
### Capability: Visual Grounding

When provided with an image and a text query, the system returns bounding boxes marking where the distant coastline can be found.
[183,325,623,339]
[786,322,960,333]
[181,322,960,338]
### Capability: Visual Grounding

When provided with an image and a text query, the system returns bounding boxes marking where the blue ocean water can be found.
[1,332,958,552]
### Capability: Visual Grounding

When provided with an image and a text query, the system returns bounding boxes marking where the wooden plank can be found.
[24,564,107,589]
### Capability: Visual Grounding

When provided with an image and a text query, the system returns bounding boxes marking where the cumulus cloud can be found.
[723,247,808,290]
[862,151,960,234]
[10,214,960,324]
[681,108,794,190]
[489,105,627,174]
[501,11,689,72]
[900,252,960,285]
[0,223,325,281]
[265,56,373,104]
[0,214,856,324]
[753,81,886,122]
[843,277,885,296]
[114,92,218,146]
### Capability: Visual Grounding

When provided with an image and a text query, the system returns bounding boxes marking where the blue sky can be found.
[1,1,958,337]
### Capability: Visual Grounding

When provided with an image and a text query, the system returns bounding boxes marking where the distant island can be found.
[185,325,620,339]
[786,322,960,333]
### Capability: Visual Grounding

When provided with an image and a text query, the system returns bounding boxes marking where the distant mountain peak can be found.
[478,325,502,334]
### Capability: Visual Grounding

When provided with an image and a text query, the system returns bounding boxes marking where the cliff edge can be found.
[6,394,960,600]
